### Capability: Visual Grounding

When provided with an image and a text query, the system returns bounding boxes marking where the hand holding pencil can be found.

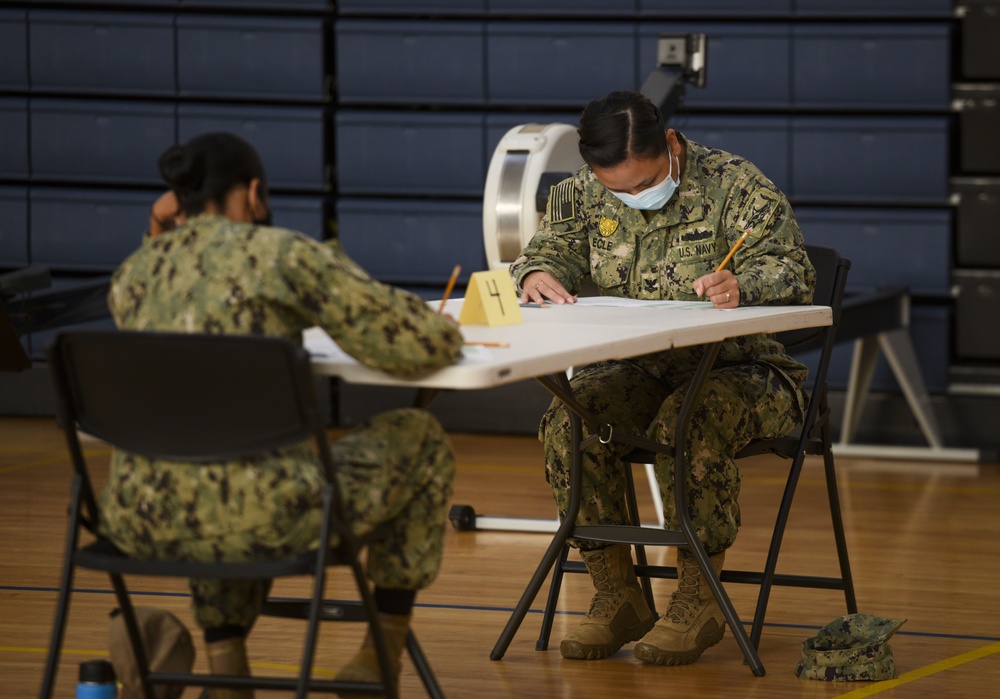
[716,229,749,272]
[692,230,748,308]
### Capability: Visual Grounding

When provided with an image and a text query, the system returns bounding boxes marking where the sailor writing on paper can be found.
[510,90,815,667]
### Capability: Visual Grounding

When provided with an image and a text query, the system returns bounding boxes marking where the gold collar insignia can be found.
[599,215,619,237]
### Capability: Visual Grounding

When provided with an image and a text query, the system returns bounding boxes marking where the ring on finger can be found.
[725,291,731,303]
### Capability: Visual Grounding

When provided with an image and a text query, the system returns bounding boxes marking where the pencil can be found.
[437,264,462,314]
[464,341,510,348]
[716,230,750,272]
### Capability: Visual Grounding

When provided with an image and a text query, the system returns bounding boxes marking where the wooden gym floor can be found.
[2,415,1000,697]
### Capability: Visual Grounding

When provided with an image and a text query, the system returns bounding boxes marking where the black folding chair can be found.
[1,267,49,372]
[39,330,444,699]
[534,245,856,669]
[0,303,30,371]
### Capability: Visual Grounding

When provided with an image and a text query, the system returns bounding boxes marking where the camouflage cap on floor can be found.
[795,613,907,682]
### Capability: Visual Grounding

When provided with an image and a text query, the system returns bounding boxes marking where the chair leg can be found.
[623,463,656,614]
[295,560,328,699]
[535,544,571,651]
[821,425,857,615]
[299,485,341,698]
[344,550,399,698]
[406,631,445,699]
[38,555,75,699]
[644,462,666,528]
[749,420,858,649]
[749,454,805,650]
[491,403,586,661]
[39,478,84,699]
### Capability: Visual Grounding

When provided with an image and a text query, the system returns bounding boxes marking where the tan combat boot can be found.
[204,637,253,699]
[560,544,656,660]
[336,613,411,693]
[633,548,726,666]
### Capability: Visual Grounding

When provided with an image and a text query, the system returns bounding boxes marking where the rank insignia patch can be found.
[548,179,576,224]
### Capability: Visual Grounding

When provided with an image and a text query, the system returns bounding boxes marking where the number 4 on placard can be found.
[458,269,524,326]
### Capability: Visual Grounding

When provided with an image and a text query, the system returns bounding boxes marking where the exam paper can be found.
[303,327,495,365]
[523,297,708,310]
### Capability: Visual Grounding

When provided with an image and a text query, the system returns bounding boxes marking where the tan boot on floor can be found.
[634,549,726,666]
[336,613,410,692]
[560,544,656,660]
[204,637,253,699]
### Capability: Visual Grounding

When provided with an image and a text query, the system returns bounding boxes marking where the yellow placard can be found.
[458,269,523,326]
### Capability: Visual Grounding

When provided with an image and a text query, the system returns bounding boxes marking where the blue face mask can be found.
[609,152,679,211]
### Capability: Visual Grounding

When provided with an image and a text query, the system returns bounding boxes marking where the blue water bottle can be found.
[77,659,117,698]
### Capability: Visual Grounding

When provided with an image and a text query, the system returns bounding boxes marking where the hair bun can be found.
[158,144,205,191]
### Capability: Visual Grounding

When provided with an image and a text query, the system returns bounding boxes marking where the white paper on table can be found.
[303,326,496,365]
[523,297,710,310]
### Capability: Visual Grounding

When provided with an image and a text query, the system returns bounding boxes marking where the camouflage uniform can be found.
[105,213,463,631]
[511,135,816,555]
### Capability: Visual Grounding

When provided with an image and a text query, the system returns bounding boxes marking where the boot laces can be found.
[665,558,701,623]
[584,556,622,620]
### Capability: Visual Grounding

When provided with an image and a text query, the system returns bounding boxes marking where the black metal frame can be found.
[39,330,444,699]
[491,246,855,677]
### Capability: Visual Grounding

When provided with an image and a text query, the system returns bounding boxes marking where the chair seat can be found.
[74,538,323,580]
[735,435,824,459]
[74,519,392,580]
[563,559,850,590]
[621,430,826,464]
[261,598,372,623]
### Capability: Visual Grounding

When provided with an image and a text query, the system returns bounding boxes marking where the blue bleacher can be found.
[178,103,328,192]
[0,98,29,180]
[337,110,486,197]
[0,187,29,269]
[336,20,485,105]
[28,10,176,96]
[337,198,486,286]
[0,9,28,91]
[30,99,175,185]
[177,14,328,102]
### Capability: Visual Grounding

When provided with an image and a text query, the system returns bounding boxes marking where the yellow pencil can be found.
[464,341,510,348]
[716,230,750,272]
[437,265,462,314]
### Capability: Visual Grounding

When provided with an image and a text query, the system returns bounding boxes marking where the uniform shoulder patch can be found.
[548,179,576,224]
[736,186,779,239]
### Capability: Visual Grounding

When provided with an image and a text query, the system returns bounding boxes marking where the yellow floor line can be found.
[253,661,336,677]
[832,641,1000,698]
[0,646,107,657]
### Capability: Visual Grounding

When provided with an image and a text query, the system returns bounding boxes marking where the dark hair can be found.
[157,132,267,215]
[577,91,668,169]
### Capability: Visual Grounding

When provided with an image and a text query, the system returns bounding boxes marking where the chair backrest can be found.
[47,331,333,524]
[781,246,851,444]
[774,245,851,355]
[49,330,324,461]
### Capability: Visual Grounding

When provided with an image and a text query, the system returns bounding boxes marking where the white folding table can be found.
[308,297,829,392]
[306,297,832,676]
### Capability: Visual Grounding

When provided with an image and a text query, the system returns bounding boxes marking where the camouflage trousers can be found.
[104,408,455,632]
[540,358,802,555]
